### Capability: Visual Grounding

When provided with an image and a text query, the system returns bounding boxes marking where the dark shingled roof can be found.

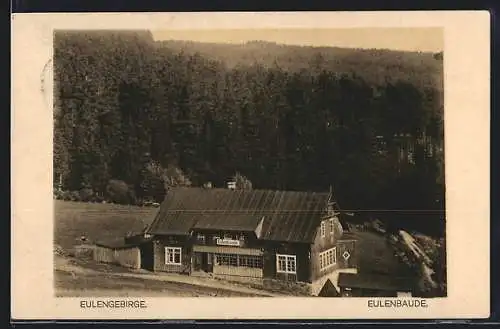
[96,238,139,249]
[96,234,153,249]
[146,187,332,243]
[337,272,415,292]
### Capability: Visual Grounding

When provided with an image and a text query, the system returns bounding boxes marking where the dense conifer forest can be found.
[53,31,445,236]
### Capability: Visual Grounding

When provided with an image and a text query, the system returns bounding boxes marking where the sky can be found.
[151,28,443,53]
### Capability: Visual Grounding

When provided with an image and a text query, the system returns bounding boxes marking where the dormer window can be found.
[196,234,205,243]
[330,218,335,235]
[320,221,326,237]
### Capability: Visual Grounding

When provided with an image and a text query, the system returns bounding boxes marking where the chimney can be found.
[227,181,236,190]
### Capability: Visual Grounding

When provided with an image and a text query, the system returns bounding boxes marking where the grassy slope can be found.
[353,230,415,278]
[54,200,158,251]
[54,200,272,297]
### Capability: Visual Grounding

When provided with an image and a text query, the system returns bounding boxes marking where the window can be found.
[239,255,263,268]
[165,247,182,265]
[330,219,335,235]
[215,254,262,268]
[319,247,337,270]
[196,234,205,244]
[216,253,238,266]
[276,254,296,274]
[320,221,326,237]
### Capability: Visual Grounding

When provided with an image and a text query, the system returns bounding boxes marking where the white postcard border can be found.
[11,11,490,319]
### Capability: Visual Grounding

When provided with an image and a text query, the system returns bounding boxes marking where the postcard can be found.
[11,11,490,320]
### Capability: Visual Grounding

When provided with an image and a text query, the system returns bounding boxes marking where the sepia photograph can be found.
[52,28,446,298]
[11,12,490,320]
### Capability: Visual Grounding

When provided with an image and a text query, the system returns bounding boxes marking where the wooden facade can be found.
[94,245,141,269]
[93,235,154,271]
[152,235,191,274]
[310,216,342,281]
[149,215,357,289]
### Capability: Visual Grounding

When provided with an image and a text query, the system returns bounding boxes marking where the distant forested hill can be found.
[156,40,443,93]
[54,31,444,235]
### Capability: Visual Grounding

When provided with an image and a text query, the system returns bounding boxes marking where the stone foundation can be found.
[262,278,311,296]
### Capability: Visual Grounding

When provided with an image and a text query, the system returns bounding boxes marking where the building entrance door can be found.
[193,252,203,271]
[202,252,213,272]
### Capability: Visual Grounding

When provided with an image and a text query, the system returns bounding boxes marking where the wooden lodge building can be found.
[94,186,358,295]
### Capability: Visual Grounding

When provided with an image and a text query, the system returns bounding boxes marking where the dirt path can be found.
[54,255,281,297]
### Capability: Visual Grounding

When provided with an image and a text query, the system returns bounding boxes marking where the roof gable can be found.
[146,187,332,243]
[318,279,340,297]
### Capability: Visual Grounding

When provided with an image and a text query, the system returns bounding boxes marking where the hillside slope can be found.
[156,40,443,92]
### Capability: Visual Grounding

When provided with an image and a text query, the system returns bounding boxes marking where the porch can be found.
[191,245,264,279]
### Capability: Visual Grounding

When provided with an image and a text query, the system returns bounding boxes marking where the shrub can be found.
[164,164,192,188]
[234,172,253,190]
[139,168,166,203]
[138,161,191,202]
[370,219,386,233]
[69,190,80,202]
[106,179,132,204]
[93,193,104,203]
[61,190,72,201]
[73,244,95,260]
[53,189,64,200]
[79,188,95,202]
[127,187,137,205]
